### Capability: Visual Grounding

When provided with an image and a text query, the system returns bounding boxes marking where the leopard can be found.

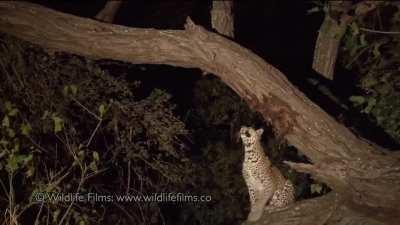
[239,126,295,222]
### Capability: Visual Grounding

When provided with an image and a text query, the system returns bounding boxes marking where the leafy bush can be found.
[341,2,400,143]
[0,34,192,225]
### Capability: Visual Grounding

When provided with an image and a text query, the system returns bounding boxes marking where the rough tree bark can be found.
[211,0,234,38]
[0,2,399,225]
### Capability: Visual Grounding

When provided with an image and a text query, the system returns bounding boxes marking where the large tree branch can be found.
[0,2,399,224]
[245,193,387,225]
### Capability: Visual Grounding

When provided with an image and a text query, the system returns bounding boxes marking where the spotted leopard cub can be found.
[240,126,295,222]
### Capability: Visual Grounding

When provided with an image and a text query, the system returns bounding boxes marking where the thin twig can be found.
[7,172,18,225]
[70,97,103,147]
[86,119,102,147]
[34,201,45,225]
[128,187,146,224]
[26,135,48,153]
[131,153,175,183]
[112,202,137,224]
[85,167,108,179]
[345,45,369,68]
[0,176,9,200]
[360,27,400,34]
[126,160,131,195]
[46,202,50,225]
[58,166,87,225]
[71,98,101,120]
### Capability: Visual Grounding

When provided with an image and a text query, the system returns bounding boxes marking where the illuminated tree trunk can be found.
[0,2,399,225]
[211,0,234,38]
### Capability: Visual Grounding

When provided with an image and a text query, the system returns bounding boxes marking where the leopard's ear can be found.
[240,126,246,132]
[256,128,264,136]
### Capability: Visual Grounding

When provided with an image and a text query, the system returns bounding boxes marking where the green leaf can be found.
[78,150,85,161]
[7,128,15,138]
[6,153,32,172]
[89,161,97,171]
[41,110,49,120]
[18,154,32,164]
[2,116,10,128]
[12,142,20,152]
[372,42,382,58]
[70,84,78,95]
[350,22,359,36]
[92,151,100,161]
[359,34,367,47]
[20,123,32,136]
[363,98,377,114]
[63,85,69,96]
[310,183,323,194]
[4,101,12,112]
[98,104,106,118]
[307,6,320,14]
[26,167,35,177]
[8,108,18,117]
[0,138,9,148]
[53,209,61,223]
[6,155,19,172]
[361,76,378,89]
[349,96,365,106]
[375,84,391,95]
[51,115,64,133]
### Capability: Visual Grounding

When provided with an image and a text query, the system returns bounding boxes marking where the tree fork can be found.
[0,2,399,224]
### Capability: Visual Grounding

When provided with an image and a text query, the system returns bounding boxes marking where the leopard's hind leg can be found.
[265,180,295,212]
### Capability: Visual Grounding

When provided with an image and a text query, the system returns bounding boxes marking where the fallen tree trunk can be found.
[0,2,399,224]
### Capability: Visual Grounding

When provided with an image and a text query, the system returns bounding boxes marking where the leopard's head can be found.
[239,126,263,148]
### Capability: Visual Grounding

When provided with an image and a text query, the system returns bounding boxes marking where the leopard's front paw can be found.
[247,209,263,222]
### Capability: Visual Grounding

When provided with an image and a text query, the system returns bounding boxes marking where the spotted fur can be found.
[240,126,295,222]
